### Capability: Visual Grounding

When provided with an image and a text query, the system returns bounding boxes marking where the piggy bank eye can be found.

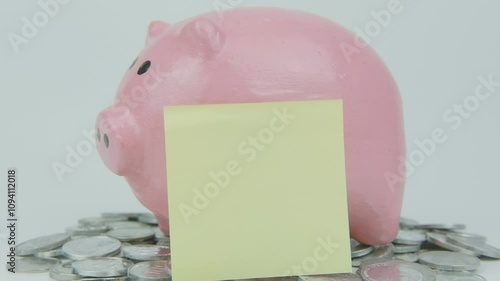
[129,57,138,69]
[137,60,151,75]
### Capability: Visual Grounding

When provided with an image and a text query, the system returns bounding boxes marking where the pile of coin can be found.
[12,212,171,280]
[346,218,500,281]
[8,214,500,280]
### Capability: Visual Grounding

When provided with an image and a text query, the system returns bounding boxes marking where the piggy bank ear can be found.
[181,18,225,57]
[146,21,169,43]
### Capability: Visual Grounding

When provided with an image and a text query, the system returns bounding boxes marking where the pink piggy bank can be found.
[96,7,405,245]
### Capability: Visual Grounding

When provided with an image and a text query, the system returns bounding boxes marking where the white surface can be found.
[1,0,499,280]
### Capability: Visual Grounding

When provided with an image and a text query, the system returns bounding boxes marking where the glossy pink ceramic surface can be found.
[96,7,405,245]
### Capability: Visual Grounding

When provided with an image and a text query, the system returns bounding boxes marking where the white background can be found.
[1,0,499,280]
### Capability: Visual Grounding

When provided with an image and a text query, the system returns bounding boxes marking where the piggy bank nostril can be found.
[137,60,151,75]
[97,128,101,142]
[104,134,109,148]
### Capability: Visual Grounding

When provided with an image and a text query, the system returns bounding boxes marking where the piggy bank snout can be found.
[96,107,141,176]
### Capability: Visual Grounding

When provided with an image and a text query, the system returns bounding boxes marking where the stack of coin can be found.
[7,214,500,281]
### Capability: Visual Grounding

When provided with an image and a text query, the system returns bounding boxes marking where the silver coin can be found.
[426,233,478,256]
[351,239,360,247]
[50,262,81,281]
[123,245,170,261]
[357,257,393,269]
[34,247,64,259]
[446,235,500,259]
[128,260,171,281]
[299,273,362,281]
[80,277,128,281]
[112,242,131,258]
[351,239,374,258]
[241,277,298,281]
[393,243,421,253]
[416,224,466,231]
[432,230,457,235]
[371,244,394,258]
[418,251,480,271]
[13,257,59,273]
[445,232,486,243]
[71,235,96,240]
[393,253,419,263]
[62,236,122,260]
[102,212,147,221]
[359,259,436,281]
[152,227,169,240]
[352,244,394,267]
[79,216,129,226]
[16,233,71,256]
[107,227,155,242]
[67,224,110,235]
[156,240,170,247]
[106,221,151,230]
[72,257,134,277]
[394,230,427,245]
[130,240,156,246]
[400,217,420,229]
[60,259,74,265]
[434,271,487,281]
[113,249,125,258]
[138,213,158,225]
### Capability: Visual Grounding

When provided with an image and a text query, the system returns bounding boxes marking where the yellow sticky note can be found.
[164,100,351,281]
